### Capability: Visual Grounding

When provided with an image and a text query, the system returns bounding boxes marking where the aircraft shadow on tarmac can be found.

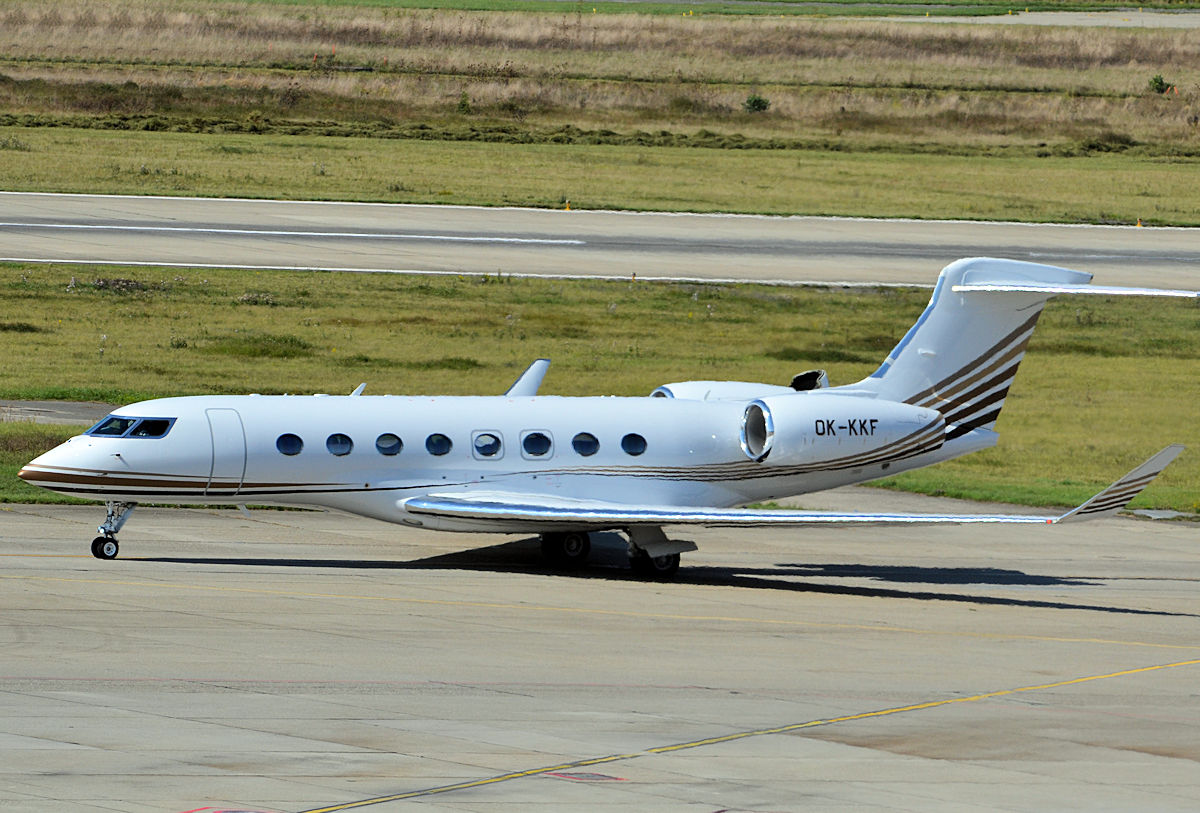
[139,534,1196,619]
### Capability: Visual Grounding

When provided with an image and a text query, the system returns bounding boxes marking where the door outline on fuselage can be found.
[205,408,246,497]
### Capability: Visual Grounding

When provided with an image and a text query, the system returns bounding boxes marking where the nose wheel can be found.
[91,536,119,560]
[90,501,136,560]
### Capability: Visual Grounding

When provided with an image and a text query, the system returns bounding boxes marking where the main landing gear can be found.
[537,526,697,579]
[540,531,592,569]
[627,526,692,578]
[630,549,681,578]
[91,501,136,560]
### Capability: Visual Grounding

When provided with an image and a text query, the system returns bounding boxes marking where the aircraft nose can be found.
[19,447,53,481]
[19,443,75,489]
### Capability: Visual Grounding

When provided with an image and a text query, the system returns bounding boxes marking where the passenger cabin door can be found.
[205,408,246,497]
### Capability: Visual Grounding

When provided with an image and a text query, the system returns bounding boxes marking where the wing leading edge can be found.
[403,445,1183,529]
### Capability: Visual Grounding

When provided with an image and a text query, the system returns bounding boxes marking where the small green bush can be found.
[1149,74,1170,94]
[0,135,31,151]
[743,93,770,113]
[205,332,313,359]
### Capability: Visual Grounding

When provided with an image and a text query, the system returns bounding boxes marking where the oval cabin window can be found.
[572,432,599,456]
[276,434,303,456]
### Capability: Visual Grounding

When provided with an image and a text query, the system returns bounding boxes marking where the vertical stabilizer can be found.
[853,258,1091,437]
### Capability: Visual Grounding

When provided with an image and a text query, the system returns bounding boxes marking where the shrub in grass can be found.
[743,93,770,113]
[205,333,313,359]
[402,356,483,371]
[1149,74,1170,94]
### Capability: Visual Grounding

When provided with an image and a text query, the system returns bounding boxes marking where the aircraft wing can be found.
[403,445,1182,529]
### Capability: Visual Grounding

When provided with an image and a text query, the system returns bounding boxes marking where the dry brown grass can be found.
[3,3,1197,69]
[3,1,1200,149]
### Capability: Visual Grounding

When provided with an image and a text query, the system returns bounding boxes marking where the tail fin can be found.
[853,258,1092,438]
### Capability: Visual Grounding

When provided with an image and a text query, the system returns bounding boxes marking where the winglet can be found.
[506,359,551,397]
[1055,444,1184,523]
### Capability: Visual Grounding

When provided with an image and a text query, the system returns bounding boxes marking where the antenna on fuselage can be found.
[349,383,366,396]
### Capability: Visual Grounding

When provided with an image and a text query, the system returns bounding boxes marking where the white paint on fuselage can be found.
[23,392,992,531]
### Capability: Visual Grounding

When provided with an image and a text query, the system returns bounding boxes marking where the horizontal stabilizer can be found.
[953,282,1199,299]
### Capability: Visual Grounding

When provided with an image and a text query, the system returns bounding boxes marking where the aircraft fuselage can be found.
[20,392,976,532]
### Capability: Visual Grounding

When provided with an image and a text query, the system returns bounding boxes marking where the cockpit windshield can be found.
[86,415,176,439]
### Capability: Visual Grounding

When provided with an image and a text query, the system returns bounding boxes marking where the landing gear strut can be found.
[91,501,136,560]
[540,531,591,569]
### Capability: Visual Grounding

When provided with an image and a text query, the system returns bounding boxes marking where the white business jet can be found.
[19,258,1194,576]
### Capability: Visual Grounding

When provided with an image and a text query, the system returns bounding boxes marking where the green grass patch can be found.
[0,422,90,504]
[204,332,314,359]
[4,126,1200,224]
[0,262,1196,510]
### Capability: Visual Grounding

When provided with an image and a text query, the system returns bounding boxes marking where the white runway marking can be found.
[0,222,584,245]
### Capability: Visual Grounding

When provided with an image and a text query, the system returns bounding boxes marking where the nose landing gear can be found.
[91,501,136,560]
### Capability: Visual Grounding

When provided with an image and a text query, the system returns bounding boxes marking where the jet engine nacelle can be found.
[651,380,797,401]
[740,393,945,465]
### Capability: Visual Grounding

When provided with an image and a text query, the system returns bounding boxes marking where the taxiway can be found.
[3,192,1200,288]
[3,496,1198,812]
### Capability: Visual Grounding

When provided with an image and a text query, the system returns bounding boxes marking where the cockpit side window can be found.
[86,415,175,439]
[129,419,174,438]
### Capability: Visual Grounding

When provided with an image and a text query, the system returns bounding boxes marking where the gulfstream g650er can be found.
[20,258,1193,576]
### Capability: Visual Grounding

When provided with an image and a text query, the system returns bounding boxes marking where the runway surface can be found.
[0,399,113,426]
[3,192,1200,288]
[4,495,1199,812]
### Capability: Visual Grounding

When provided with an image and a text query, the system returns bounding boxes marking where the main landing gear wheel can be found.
[631,550,681,578]
[90,536,119,560]
[540,531,591,569]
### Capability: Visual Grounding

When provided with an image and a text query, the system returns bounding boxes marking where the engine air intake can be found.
[741,400,773,461]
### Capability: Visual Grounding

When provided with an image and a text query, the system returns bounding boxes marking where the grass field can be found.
[1,262,1197,511]
[3,2,1200,223]
[178,1,1200,13]
[1,3,1197,511]
[5,126,1200,223]
[4,8,1198,153]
